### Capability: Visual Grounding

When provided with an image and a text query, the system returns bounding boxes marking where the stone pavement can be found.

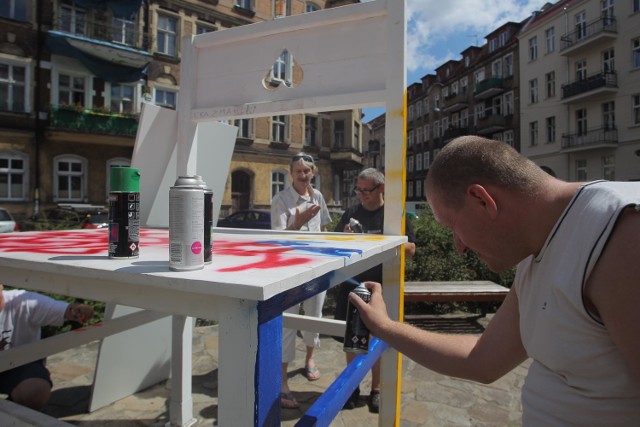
[36,313,528,426]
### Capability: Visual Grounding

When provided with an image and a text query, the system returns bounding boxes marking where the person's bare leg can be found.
[281,362,299,408]
[304,346,320,380]
[10,378,51,410]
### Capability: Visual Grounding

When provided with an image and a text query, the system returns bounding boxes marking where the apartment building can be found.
[404,21,523,206]
[518,0,640,181]
[0,0,363,222]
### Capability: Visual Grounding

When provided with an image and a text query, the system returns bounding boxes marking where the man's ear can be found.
[466,184,498,219]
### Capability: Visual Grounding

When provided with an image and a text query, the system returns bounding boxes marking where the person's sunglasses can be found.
[354,184,379,195]
[292,154,314,163]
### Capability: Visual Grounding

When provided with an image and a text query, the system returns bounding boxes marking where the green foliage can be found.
[406,207,515,288]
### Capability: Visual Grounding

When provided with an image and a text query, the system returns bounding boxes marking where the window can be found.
[434,95,440,110]
[634,0,640,13]
[353,122,360,149]
[461,109,469,127]
[575,12,587,40]
[433,120,440,138]
[492,97,502,116]
[492,59,502,78]
[529,36,538,61]
[499,31,508,47]
[110,83,135,114]
[601,0,614,21]
[271,170,287,199]
[633,94,640,126]
[473,105,484,125]
[416,153,422,171]
[602,101,615,130]
[272,115,287,143]
[1,0,27,20]
[0,61,27,112]
[274,0,288,18]
[234,119,251,139]
[112,15,135,46]
[504,130,514,148]
[236,0,252,9]
[157,14,177,56]
[461,76,469,93]
[423,124,429,141]
[415,101,422,117]
[305,2,320,12]
[423,98,429,114]
[602,48,615,72]
[407,181,414,198]
[545,27,555,53]
[334,120,344,148]
[305,116,317,146]
[602,155,615,181]
[408,130,414,147]
[504,54,513,77]
[633,38,640,69]
[576,109,587,135]
[545,71,555,98]
[407,155,414,172]
[576,60,587,81]
[0,152,27,200]
[54,155,86,201]
[270,50,292,87]
[474,69,485,84]
[408,105,414,120]
[60,1,87,36]
[423,151,430,169]
[546,116,556,143]
[196,24,216,35]
[529,121,538,146]
[58,73,86,107]
[489,38,498,53]
[576,159,587,181]
[416,180,422,199]
[154,88,177,109]
[529,79,538,103]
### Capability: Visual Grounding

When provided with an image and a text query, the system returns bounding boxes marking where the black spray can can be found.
[195,176,213,264]
[108,167,140,258]
[343,283,372,353]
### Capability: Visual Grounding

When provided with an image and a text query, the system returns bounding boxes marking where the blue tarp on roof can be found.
[46,31,150,83]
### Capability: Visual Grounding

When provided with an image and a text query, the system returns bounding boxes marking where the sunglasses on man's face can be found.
[292,154,314,163]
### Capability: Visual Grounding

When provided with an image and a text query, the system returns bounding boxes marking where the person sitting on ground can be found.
[0,284,94,410]
[350,136,640,425]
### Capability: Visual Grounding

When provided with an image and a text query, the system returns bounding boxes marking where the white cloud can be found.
[406,0,549,75]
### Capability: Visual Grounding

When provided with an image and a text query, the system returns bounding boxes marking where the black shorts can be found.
[0,360,52,396]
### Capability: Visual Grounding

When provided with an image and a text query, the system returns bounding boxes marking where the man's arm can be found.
[585,207,640,381]
[352,281,527,383]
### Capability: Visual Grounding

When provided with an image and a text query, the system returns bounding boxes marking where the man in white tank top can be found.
[350,136,640,426]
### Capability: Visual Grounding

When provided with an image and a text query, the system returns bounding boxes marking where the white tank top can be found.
[515,181,640,426]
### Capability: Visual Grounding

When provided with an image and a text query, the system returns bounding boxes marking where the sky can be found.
[361,0,550,122]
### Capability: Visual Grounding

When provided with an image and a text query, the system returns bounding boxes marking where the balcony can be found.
[442,91,469,113]
[477,114,511,135]
[474,78,503,100]
[560,16,617,56]
[443,126,472,142]
[561,126,618,152]
[561,71,617,102]
[49,106,139,137]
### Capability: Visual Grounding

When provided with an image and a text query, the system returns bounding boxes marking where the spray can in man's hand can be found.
[349,218,364,233]
[343,283,371,353]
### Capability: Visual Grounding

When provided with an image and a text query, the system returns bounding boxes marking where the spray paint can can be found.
[169,176,204,271]
[343,283,372,353]
[108,166,140,258]
[194,176,213,264]
[349,217,364,233]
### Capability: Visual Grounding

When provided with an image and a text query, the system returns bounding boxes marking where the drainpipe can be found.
[33,0,44,217]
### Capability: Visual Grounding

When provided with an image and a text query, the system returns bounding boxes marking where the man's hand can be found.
[289,204,321,230]
[65,303,94,323]
[348,281,392,337]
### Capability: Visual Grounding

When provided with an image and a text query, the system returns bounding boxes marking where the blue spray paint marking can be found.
[296,338,388,426]
[255,304,282,426]
[260,239,363,257]
[258,273,334,324]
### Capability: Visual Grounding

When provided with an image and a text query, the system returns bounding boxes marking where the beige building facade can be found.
[518,0,640,181]
[0,0,363,223]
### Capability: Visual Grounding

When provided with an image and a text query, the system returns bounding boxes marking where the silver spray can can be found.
[194,176,213,264]
[169,176,204,271]
[349,217,364,233]
[343,283,372,353]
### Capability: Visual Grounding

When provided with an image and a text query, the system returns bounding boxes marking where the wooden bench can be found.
[404,281,509,303]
